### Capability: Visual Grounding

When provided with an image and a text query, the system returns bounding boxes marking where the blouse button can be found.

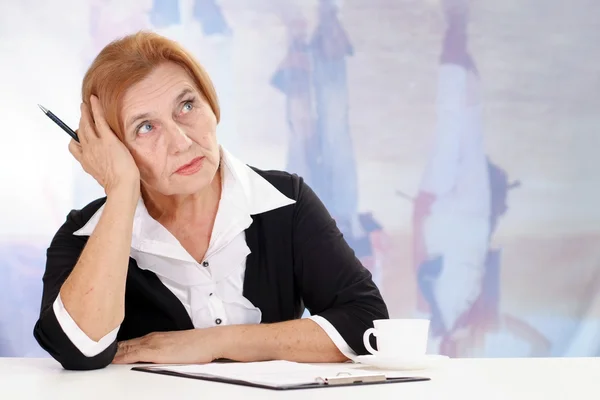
[202,260,209,267]
[215,318,222,325]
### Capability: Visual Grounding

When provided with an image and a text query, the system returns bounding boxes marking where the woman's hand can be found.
[112,329,221,365]
[69,95,140,197]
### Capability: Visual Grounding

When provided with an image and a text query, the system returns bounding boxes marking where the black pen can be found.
[38,104,79,142]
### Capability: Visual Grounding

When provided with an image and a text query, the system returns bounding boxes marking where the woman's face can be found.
[120,62,220,196]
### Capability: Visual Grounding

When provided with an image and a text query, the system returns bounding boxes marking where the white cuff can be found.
[52,294,119,357]
[309,315,357,361]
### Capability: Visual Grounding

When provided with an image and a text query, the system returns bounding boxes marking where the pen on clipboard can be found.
[38,104,80,142]
[316,373,387,385]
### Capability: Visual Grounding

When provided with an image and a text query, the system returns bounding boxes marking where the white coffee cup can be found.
[363,319,430,358]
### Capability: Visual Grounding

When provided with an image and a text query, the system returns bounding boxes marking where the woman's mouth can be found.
[174,157,204,175]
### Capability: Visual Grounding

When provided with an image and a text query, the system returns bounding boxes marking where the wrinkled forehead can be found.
[120,63,198,123]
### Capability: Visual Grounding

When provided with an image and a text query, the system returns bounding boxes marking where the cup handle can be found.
[363,328,378,355]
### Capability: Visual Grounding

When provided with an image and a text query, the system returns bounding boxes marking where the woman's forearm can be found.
[59,184,139,341]
[217,319,349,363]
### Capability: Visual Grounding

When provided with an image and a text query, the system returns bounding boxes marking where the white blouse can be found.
[53,148,355,360]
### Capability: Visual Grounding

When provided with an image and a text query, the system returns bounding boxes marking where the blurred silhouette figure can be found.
[272,1,386,286]
[413,0,491,349]
[271,15,317,186]
[309,0,359,240]
[414,0,549,358]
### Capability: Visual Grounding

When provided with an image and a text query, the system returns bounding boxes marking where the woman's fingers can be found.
[89,95,115,139]
[68,139,82,161]
[78,102,98,143]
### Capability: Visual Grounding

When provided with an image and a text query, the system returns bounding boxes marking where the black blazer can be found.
[33,169,389,370]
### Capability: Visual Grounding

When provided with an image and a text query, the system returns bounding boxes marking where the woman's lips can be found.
[174,157,204,175]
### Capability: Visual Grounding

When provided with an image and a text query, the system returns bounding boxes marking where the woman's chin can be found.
[166,174,215,196]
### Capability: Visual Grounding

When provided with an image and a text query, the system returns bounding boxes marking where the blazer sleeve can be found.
[291,176,389,355]
[33,209,118,370]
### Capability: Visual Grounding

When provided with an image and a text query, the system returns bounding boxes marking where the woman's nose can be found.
[168,123,193,153]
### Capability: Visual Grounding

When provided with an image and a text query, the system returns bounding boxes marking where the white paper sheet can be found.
[145,361,389,387]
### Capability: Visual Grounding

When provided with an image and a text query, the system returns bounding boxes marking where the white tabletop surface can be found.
[1,357,599,400]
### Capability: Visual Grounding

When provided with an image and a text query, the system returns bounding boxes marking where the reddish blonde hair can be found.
[82,31,220,138]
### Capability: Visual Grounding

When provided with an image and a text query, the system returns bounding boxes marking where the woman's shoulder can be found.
[248,166,304,200]
[247,167,324,218]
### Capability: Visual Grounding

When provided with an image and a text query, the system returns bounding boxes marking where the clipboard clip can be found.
[316,372,387,385]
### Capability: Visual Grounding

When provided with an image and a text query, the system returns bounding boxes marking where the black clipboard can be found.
[131,365,430,391]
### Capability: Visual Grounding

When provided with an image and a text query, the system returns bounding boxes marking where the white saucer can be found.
[354,354,449,371]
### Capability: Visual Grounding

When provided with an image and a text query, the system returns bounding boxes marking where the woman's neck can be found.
[141,168,222,226]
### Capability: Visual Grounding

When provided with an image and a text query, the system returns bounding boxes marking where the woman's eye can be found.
[138,122,153,135]
[182,101,194,113]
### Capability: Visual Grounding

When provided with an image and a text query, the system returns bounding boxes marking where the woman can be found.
[33,31,388,371]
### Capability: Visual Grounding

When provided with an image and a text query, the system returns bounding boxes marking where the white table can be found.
[1,357,599,400]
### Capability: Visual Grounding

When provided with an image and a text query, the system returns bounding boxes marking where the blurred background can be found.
[1,0,599,358]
